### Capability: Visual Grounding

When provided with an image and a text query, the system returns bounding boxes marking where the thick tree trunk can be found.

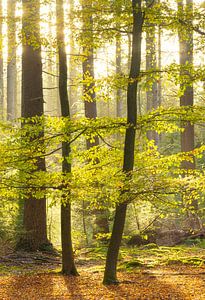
[103,0,143,285]
[56,0,78,275]
[20,0,48,251]
[82,1,109,237]
[178,0,199,227]
[7,0,17,120]
[0,0,3,119]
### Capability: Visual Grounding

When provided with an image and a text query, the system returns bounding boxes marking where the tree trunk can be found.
[69,0,78,117]
[0,0,3,119]
[103,0,143,284]
[178,0,199,228]
[157,22,162,106]
[20,0,48,251]
[116,27,123,118]
[146,0,159,144]
[82,0,109,237]
[179,0,195,171]
[7,0,17,120]
[56,0,78,275]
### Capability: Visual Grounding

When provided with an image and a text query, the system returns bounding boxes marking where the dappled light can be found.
[0,0,205,298]
[0,268,205,299]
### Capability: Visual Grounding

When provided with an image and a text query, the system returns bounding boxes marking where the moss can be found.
[167,256,204,266]
[123,260,145,269]
[140,243,159,250]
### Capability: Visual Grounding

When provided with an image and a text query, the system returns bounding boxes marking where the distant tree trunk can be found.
[179,0,195,171]
[44,2,58,116]
[178,0,199,228]
[146,0,159,144]
[82,0,109,237]
[103,0,143,284]
[7,0,17,120]
[69,0,77,117]
[0,0,3,118]
[20,0,48,251]
[56,0,78,275]
[157,24,162,106]
[115,4,123,119]
[116,35,123,118]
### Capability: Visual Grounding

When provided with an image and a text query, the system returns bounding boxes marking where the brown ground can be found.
[0,265,205,299]
[0,249,205,299]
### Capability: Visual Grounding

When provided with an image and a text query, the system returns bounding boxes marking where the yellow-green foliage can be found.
[0,107,204,214]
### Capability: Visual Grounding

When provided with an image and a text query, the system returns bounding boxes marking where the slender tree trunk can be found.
[157,23,162,106]
[56,0,78,275]
[0,0,3,118]
[44,2,57,116]
[179,0,195,170]
[69,0,77,117]
[103,0,143,284]
[178,0,199,228]
[146,0,159,144]
[7,0,17,120]
[116,25,123,118]
[116,37,123,118]
[82,0,109,237]
[20,0,48,251]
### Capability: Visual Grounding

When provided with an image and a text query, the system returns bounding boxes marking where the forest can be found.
[0,0,205,299]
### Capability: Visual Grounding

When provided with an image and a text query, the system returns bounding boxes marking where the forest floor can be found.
[0,244,205,299]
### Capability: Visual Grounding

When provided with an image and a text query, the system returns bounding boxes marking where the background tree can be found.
[81,0,109,238]
[0,0,3,118]
[146,0,159,144]
[56,0,78,275]
[20,0,49,251]
[7,0,17,120]
[178,0,199,229]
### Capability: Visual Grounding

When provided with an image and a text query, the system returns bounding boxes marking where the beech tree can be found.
[81,0,109,237]
[115,4,123,118]
[0,0,3,118]
[103,0,144,284]
[146,0,159,144]
[7,0,17,120]
[20,0,49,251]
[56,0,78,275]
[178,0,200,229]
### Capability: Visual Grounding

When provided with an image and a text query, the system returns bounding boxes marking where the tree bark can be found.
[7,0,17,120]
[178,0,199,225]
[82,0,109,237]
[56,0,78,275]
[0,0,3,119]
[20,0,48,251]
[103,0,143,285]
[179,0,195,171]
[146,0,159,144]
[116,19,123,118]
[69,0,78,117]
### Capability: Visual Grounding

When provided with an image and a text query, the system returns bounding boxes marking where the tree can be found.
[103,0,144,284]
[56,0,78,275]
[178,0,199,229]
[7,0,17,120]
[115,6,123,118]
[146,0,159,144]
[20,0,49,251]
[0,0,3,118]
[69,0,78,117]
[81,0,109,237]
